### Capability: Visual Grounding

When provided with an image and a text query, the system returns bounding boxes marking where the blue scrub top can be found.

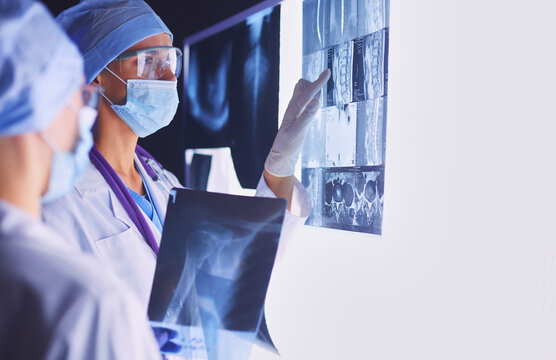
[126,170,163,234]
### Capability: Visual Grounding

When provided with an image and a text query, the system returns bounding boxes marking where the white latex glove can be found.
[264,69,331,177]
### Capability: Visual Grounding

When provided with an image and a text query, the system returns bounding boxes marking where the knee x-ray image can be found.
[148,189,286,360]
[302,0,389,235]
[184,6,281,189]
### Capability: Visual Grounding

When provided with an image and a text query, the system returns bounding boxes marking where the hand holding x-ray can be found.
[264,69,331,177]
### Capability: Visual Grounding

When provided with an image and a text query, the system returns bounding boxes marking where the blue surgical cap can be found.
[57,0,173,84]
[0,0,83,136]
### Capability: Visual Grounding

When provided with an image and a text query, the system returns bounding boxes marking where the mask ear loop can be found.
[100,91,115,106]
[104,66,127,85]
[101,66,128,106]
[39,132,60,152]
[40,102,85,154]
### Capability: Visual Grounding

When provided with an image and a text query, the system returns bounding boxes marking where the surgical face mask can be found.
[41,106,97,203]
[102,67,179,138]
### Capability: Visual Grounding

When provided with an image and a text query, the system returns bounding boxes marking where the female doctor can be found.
[43,0,330,309]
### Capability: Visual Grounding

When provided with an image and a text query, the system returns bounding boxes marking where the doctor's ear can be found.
[92,71,103,86]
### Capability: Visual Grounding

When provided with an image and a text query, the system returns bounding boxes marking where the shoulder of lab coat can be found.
[255,175,311,260]
[0,200,161,360]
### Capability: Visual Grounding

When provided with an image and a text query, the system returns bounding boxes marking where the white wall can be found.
[260,0,556,359]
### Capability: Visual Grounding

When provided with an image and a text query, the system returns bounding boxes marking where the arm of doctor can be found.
[263,69,331,211]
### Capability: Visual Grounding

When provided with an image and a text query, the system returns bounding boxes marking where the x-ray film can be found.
[352,29,388,102]
[325,104,357,167]
[302,108,326,168]
[302,0,389,235]
[303,0,326,55]
[184,6,281,189]
[356,97,387,166]
[332,42,354,106]
[325,0,358,47]
[302,50,326,105]
[303,167,385,234]
[148,189,286,360]
[357,0,389,37]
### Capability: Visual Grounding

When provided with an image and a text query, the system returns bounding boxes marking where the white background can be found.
[252,0,556,359]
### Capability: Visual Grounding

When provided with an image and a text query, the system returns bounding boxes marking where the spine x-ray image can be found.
[184,6,281,189]
[148,189,286,359]
[302,0,389,235]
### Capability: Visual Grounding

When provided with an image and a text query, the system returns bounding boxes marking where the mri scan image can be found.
[356,97,387,166]
[303,0,326,55]
[325,0,358,47]
[323,168,384,234]
[302,50,326,105]
[302,0,389,235]
[332,42,353,106]
[357,0,389,38]
[302,167,325,227]
[325,104,357,167]
[302,108,326,168]
[352,29,388,102]
[302,167,385,234]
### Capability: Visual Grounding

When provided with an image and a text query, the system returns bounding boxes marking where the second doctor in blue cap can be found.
[43,0,330,311]
[0,0,163,358]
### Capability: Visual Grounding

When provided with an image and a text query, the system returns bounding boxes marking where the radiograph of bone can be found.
[301,0,389,235]
[148,190,285,359]
[302,167,324,227]
[302,108,326,168]
[325,47,335,106]
[323,167,384,234]
[357,0,389,38]
[356,97,387,166]
[353,29,388,102]
[332,42,353,106]
[241,9,272,132]
[303,0,326,55]
[325,105,357,167]
[325,0,358,47]
[184,6,280,188]
[302,50,325,105]
[187,42,232,133]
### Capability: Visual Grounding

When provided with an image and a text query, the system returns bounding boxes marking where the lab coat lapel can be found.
[76,160,162,246]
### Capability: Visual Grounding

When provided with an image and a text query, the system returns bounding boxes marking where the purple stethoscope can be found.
[89,144,163,257]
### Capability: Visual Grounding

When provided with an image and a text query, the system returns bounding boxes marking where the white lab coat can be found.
[0,200,162,360]
[43,153,310,310]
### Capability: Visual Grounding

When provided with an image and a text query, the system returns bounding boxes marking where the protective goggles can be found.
[114,46,182,80]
